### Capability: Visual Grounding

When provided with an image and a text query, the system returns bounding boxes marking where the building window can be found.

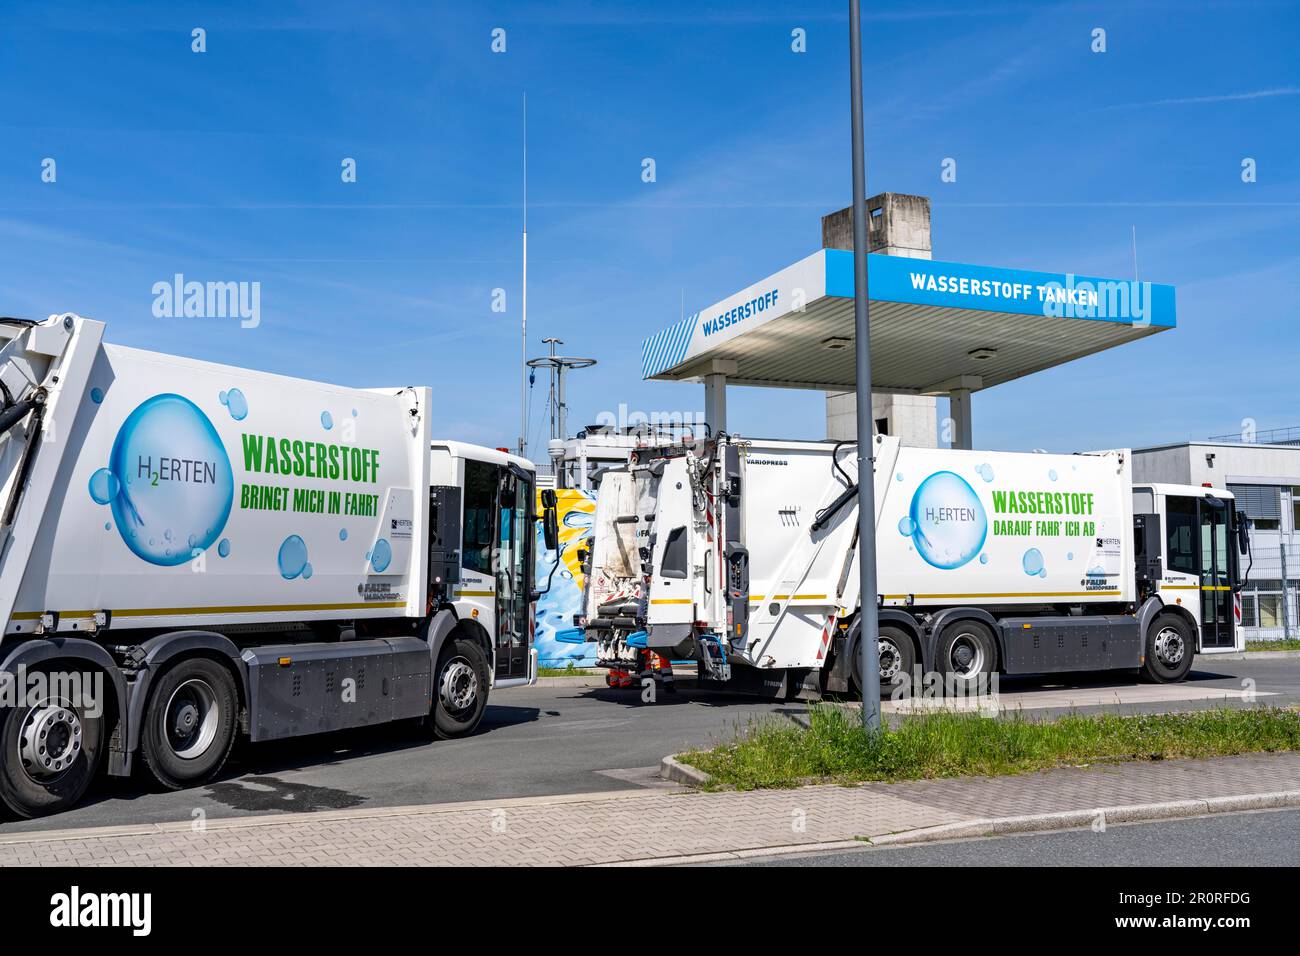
[1227,483,1282,532]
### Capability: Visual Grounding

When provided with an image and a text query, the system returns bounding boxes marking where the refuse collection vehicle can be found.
[0,313,558,817]
[575,432,1249,698]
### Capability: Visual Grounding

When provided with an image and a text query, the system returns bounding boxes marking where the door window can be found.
[1165,496,1197,575]
[461,460,498,575]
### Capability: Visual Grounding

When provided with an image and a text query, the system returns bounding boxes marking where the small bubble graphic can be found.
[223,388,248,421]
[302,563,313,580]
[88,468,120,505]
[897,516,916,536]
[218,538,231,558]
[90,387,104,404]
[278,535,309,579]
[975,463,994,483]
[1048,469,1058,481]
[321,411,333,431]
[339,528,348,541]
[370,538,392,573]
[979,553,989,564]
[1022,548,1045,576]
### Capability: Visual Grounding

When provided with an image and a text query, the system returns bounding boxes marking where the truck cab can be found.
[1134,483,1247,660]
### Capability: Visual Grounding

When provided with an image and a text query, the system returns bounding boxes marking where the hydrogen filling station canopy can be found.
[640,248,1175,448]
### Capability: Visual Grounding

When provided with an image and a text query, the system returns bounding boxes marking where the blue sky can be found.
[2,0,1298,456]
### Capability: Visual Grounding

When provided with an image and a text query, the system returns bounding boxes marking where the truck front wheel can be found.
[0,668,105,818]
[433,638,489,739]
[1142,615,1195,683]
[140,658,238,790]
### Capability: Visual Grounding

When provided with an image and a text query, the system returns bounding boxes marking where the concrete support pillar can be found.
[704,373,728,436]
[949,388,973,450]
[701,359,737,438]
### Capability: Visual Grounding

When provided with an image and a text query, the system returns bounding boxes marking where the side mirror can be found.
[541,489,559,552]
[1236,513,1252,555]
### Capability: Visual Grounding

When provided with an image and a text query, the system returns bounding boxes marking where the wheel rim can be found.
[18,698,83,781]
[1153,626,1185,667]
[949,632,986,677]
[163,678,220,760]
[439,658,477,713]
[878,638,903,681]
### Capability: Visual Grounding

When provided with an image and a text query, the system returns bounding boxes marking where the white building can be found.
[1132,435,1300,640]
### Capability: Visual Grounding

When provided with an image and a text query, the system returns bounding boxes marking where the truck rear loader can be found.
[577,433,1250,698]
[0,314,558,817]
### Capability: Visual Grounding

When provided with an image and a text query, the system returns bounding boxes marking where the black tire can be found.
[850,625,918,697]
[433,637,490,740]
[935,619,998,690]
[0,667,105,818]
[1142,614,1195,683]
[140,658,238,790]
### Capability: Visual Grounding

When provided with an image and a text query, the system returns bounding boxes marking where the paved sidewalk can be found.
[1,752,1297,866]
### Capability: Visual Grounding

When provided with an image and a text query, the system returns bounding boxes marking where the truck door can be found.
[494,466,532,679]
[1199,496,1235,649]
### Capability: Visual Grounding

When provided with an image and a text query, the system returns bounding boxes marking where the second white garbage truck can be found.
[0,313,558,817]
[577,432,1249,697]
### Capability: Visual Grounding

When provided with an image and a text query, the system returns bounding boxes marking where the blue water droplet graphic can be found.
[907,471,987,570]
[1022,548,1045,576]
[975,463,994,483]
[896,473,904,482]
[90,387,104,404]
[321,411,333,430]
[979,553,989,564]
[339,528,348,541]
[104,522,112,531]
[370,538,392,573]
[278,535,309,579]
[1038,568,1047,578]
[219,391,228,405]
[224,388,248,421]
[1048,469,1058,481]
[302,563,313,580]
[897,516,916,536]
[105,395,234,566]
[1067,551,1074,561]
[218,538,231,558]
[88,468,120,505]
[351,408,358,417]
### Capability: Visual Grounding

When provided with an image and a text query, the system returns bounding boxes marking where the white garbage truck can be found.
[0,313,558,817]
[576,433,1249,698]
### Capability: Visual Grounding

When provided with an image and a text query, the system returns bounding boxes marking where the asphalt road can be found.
[728,808,1300,867]
[2,655,1297,835]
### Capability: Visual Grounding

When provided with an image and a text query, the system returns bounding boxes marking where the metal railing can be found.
[1207,425,1300,446]
[1240,541,1299,641]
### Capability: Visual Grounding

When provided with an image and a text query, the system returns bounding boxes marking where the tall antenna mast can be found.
[519,93,528,459]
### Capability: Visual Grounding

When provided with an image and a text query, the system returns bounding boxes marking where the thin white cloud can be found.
[1105,87,1300,109]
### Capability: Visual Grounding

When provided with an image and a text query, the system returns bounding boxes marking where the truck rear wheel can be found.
[936,620,997,689]
[1142,614,1195,683]
[433,638,489,739]
[850,626,917,696]
[140,658,238,790]
[0,668,105,818]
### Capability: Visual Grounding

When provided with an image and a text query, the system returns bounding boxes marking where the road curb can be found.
[866,788,1300,847]
[660,753,713,787]
[1219,650,1300,660]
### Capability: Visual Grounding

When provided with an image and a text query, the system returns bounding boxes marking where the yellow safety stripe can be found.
[456,590,496,597]
[650,599,693,605]
[881,591,1120,600]
[11,601,406,621]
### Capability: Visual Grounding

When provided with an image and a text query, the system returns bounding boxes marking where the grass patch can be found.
[1247,639,1300,652]
[538,665,595,677]
[681,705,1300,790]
